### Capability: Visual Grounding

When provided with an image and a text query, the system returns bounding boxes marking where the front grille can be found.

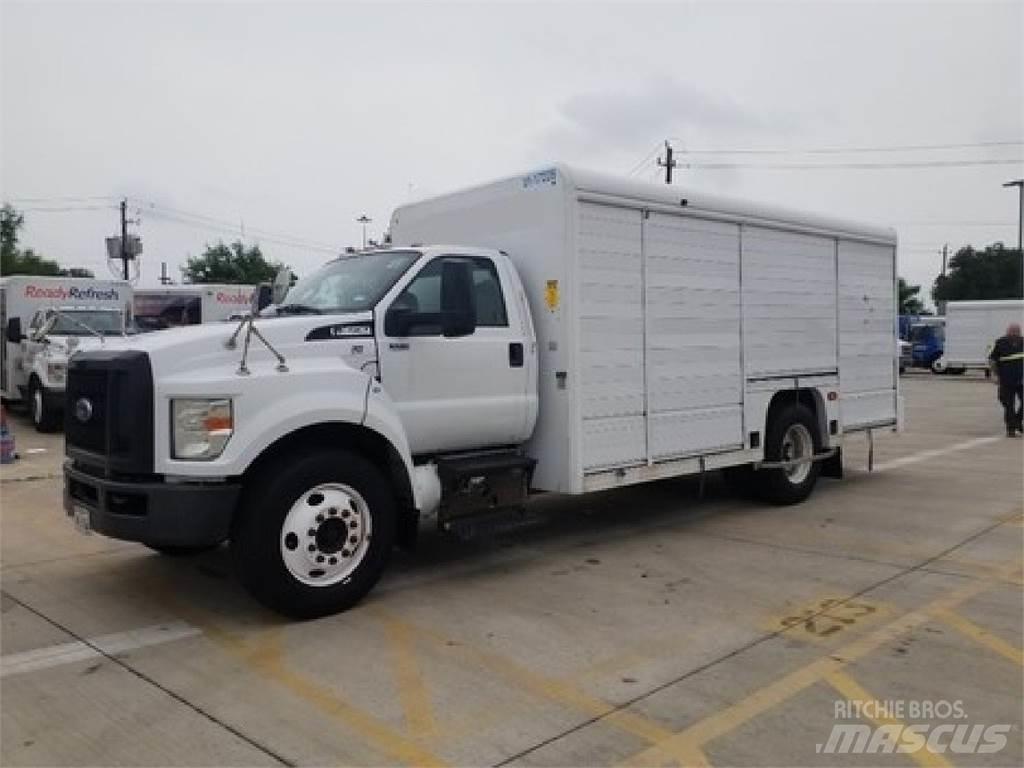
[65,350,155,475]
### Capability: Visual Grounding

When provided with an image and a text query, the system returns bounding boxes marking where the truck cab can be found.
[908,318,946,373]
[64,247,538,616]
[17,306,128,431]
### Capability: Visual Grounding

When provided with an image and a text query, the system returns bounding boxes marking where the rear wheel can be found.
[231,448,396,619]
[756,404,821,505]
[29,378,60,432]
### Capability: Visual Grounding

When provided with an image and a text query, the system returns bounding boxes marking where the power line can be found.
[667,139,1024,156]
[5,195,117,204]
[682,158,1023,171]
[12,204,117,212]
[627,142,664,176]
[143,207,340,254]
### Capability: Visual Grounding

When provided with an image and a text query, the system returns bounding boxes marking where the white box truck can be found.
[133,284,258,331]
[1,276,132,430]
[62,165,899,618]
[941,300,1024,374]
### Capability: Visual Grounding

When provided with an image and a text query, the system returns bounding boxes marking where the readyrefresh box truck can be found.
[1,276,132,429]
[62,165,899,618]
[133,284,258,331]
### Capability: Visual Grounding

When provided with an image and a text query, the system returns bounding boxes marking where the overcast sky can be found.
[2,1,1022,301]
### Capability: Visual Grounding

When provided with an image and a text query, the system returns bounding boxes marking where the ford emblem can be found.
[74,397,93,423]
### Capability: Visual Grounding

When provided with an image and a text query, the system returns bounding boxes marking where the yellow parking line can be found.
[618,563,1017,767]
[383,615,440,741]
[159,594,447,767]
[931,608,1024,666]
[825,671,952,768]
[374,610,708,767]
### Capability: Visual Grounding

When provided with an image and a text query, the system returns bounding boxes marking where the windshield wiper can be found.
[276,304,323,315]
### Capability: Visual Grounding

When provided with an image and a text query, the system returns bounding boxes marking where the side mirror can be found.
[440,260,476,338]
[384,306,413,337]
[6,318,23,344]
[271,267,293,306]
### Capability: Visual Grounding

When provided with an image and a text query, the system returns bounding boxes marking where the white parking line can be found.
[874,435,1003,473]
[1,621,201,678]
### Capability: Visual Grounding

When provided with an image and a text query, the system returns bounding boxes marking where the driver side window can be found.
[389,256,507,337]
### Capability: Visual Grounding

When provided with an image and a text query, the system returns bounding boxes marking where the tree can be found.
[898,277,928,315]
[182,240,286,284]
[1,204,94,277]
[932,243,1023,304]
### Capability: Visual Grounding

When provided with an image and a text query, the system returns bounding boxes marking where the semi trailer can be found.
[62,165,900,617]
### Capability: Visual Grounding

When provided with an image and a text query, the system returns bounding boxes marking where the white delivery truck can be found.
[133,284,258,331]
[941,300,1024,374]
[62,165,899,618]
[1,276,132,430]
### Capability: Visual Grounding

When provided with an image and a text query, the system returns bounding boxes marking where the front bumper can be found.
[63,461,239,547]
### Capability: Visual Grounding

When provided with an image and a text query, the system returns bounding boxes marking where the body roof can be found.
[393,162,897,244]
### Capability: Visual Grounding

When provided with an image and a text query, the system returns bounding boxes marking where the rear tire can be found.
[756,404,821,505]
[29,378,60,433]
[231,448,396,619]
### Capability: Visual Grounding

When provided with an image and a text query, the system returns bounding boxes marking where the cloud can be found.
[540,76,784,159]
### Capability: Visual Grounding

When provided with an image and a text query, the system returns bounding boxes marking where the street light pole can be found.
[1004,179,1023,252]
[356,215,372,249]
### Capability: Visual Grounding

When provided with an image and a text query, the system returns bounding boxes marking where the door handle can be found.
[509,342,524,368]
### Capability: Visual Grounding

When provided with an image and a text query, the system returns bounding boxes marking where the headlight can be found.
[171,398,233,460]
[46,362,67,384]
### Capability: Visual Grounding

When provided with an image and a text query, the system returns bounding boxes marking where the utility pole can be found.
[120,198,130,280]
[356,214,372,249]
[941,243,948,277]
[159,262,171,285]
[1003,179,1023,252]
[657,140,677,184]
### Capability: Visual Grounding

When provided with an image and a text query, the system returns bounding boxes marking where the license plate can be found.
[73,505,92,535]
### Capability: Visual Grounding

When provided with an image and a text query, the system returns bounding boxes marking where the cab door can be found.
[376,254,530,455]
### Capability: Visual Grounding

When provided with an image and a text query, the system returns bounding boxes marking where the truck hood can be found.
[97,313,377,381]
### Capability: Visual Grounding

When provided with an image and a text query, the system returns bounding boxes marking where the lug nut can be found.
[316,514,324,523]
[328,557,337,565]
[349,520,357,529]
[341,509,350,519]
[307,544,316,552]
[316,555,325,563]
[307,528,316,536]
[342,549,351,558]
[328,507,338,516]
[349,535,358,545]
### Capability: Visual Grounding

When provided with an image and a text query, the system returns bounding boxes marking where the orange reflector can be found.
[827,391,838,401]
[203,416,233,432]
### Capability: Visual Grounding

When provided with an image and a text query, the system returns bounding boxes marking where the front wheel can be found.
[231,449,396,619]
[756,404,821,505]
[29,379,60,432]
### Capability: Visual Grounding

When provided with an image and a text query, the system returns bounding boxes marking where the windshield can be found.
[277,250,420,314]
[44,310,124,336]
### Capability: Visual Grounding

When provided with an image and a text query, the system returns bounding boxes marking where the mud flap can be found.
[820,446,843,479]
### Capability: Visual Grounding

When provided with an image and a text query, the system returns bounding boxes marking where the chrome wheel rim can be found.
[781,424,813,484]
[280,483,372,587]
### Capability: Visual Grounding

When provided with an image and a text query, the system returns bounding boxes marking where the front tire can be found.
[756,404,821,505]
[231,449,396,619]
[29,379,60,432]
